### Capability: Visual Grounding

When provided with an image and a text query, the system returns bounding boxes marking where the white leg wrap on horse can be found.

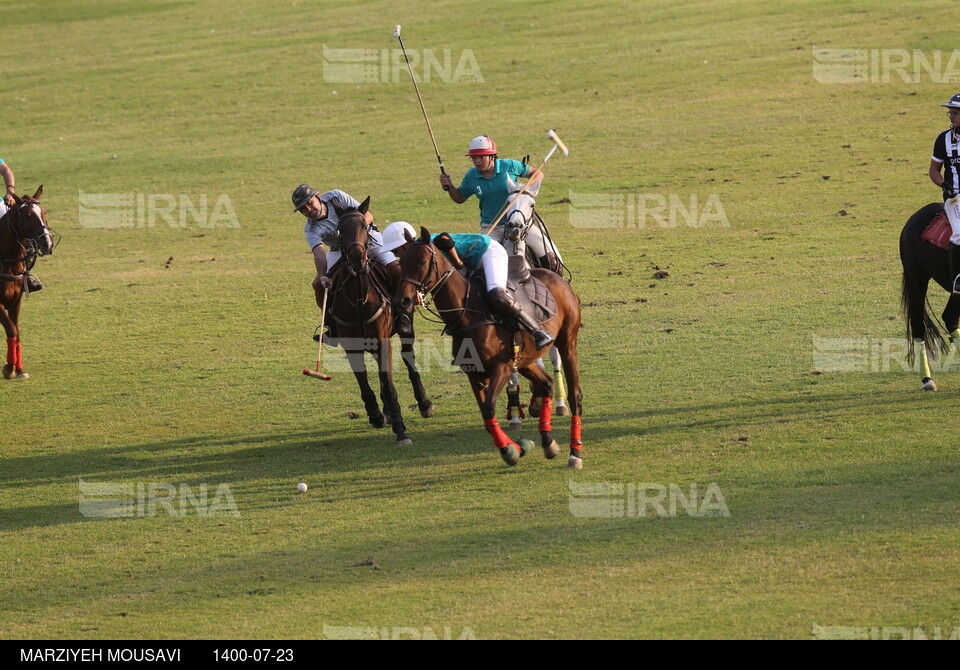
[915,338,933,379]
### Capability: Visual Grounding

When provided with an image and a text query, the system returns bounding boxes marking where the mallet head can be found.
[547,129,569,156]
[303,369,332,381]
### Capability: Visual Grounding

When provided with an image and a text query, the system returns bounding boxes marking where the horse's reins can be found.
[401,241,487,332]
[329,216,391,329]
[1,202,50,280]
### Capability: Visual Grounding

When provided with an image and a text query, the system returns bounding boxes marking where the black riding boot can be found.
[488,287,555,350]
[951,244,960,294]
[26,275,43,293]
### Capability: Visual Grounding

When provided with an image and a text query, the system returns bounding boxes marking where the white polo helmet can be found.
[381,221,417,252]
[944,93,960,109]
[465,135,497,156]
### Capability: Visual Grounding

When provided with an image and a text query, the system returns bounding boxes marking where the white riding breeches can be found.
[488,221,562,265]
[946,196,960,245]
[481,239,508,291]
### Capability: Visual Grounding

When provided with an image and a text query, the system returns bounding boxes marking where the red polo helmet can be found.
[465,135,497,156]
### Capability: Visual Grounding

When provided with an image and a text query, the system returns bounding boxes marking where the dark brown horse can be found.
[326,198,434,444]
[900,202,959,390]
[1,187,54,380]
[393,226,583,468]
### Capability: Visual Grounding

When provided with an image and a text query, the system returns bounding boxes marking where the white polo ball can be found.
[297,482,308,493]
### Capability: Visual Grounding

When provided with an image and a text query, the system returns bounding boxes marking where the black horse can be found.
[900,202,959,390]
[325,198,434,444]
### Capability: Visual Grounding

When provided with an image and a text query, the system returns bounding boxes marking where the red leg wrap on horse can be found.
[484,418,512,449]
[6,337,16,366]
[570,415,582,448]
[539,397,553,433]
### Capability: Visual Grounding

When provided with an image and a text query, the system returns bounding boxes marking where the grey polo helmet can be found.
[943,94,960,109]
[291,184,319,212]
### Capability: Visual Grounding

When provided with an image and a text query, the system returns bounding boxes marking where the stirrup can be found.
[953,275,960,295]
[532,329,555,350]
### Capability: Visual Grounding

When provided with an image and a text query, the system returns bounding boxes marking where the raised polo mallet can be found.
[482,129,569,235]
[394,24,450,191]
[303,287,332,380]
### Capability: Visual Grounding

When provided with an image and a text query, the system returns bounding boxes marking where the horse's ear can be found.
[358,196,370,215]
[32,185,43,201]
[403,228,415,244]
[420,226,431,244]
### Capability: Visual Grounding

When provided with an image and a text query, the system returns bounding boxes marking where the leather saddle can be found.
[467,255,557,328]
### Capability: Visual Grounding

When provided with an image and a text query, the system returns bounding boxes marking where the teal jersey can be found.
[456,159,530,227]
[433,233,491,270]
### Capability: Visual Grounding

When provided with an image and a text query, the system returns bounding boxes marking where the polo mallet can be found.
[303,287,332,380]
[394,24,449,191]
[481,129,569,236]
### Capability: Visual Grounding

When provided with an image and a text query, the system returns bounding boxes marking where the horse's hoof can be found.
[542,439,559,459]
[369,413,386,429]
[508,417,523,431]
[419,402,435,418]
[568,455,583,470]
[556,403,570,416]
[2,364,13,380]
[499,444,520,466]
[528,402,541,418]
[14,372,29,380]
[922,377,938,391]
[518,439,534,458]
[396,437,413,446]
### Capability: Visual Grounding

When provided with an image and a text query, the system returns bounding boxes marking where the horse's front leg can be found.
[375,336,412,445]
[469,364,532,466]
[347,350,385,429]
[518,362,559,459]
[398,332,434,418]
[0,301,25,380]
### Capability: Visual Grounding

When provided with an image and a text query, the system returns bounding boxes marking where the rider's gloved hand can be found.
[434,232,455,252]
[943,182,956,200]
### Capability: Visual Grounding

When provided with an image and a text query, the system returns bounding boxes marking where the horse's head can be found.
[333,196,371,275]
[394,226,448,317]
[504,176,540,242]
[8,186,55,257]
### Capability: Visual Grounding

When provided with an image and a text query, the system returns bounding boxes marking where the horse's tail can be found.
[900,211,949,363]
[901,272,945,364]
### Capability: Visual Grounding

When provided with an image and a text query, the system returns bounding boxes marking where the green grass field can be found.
[2,0,960,640]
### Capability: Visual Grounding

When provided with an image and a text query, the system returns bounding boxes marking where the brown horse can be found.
[393,226,583,468]
[1,186,54,380]
[326,198,434,444]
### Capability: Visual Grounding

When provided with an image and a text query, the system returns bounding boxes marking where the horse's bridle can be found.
[2,201,54,277]
[338,213,371,277]
[401,242,456,307]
